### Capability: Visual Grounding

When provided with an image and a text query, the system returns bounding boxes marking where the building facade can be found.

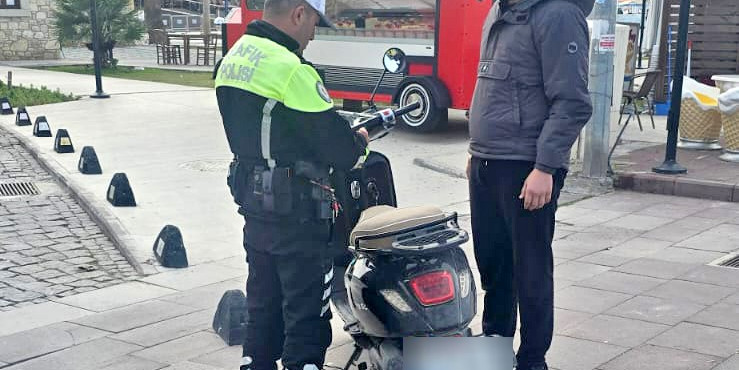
[0,0,60,61]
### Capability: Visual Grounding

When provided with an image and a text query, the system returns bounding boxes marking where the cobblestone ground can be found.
[0,131,138,311]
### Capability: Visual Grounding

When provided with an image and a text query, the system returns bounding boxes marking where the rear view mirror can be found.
[383,48,407,74]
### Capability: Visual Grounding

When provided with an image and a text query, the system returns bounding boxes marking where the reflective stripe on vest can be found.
[261,99,278,168]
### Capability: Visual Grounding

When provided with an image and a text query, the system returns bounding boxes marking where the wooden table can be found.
[711,75,739,93]
[167,31,221,65]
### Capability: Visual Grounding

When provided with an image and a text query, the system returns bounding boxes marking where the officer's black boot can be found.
[284,365,320,370]
[240,356,278,370]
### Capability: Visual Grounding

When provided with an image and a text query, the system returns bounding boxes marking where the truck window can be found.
[320,0,436,39]
[247,0,265,10]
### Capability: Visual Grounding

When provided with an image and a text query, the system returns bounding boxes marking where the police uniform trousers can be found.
[468,158,566,369]
[241,215,334,370]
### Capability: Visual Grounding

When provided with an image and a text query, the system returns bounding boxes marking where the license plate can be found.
[404,337,515,370]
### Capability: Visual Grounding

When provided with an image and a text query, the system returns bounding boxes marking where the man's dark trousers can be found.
[242,217,334,370]
[468,158,566,369]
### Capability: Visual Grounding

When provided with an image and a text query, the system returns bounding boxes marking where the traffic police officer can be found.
[214,0,369,369]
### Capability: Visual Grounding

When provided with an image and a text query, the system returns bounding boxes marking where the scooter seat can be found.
[350,205,447,250]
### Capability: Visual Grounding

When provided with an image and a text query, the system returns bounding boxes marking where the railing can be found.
[160,0,235,17]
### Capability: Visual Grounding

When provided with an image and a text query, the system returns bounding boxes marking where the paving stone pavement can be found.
[0,191,735,370]
[0,131,138,311]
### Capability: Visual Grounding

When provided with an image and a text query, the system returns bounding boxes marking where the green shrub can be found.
[0,81,78,107]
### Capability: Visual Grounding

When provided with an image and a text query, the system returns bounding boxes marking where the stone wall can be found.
[0,0,60,61]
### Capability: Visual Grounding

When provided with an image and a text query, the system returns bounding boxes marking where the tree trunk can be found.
[144,0,164,31]
[202,0,211,34]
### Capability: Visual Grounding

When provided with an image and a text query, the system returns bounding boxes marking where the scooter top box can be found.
[350,205,468,253]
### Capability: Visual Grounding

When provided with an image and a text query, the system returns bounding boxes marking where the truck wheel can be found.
[398,82,448,132]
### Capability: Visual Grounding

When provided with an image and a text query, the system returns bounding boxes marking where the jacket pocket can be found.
[473,60,520,137]
[477,59,511,80]
[513,68,548,139]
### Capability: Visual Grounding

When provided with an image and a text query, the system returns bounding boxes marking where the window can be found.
[246,0,265,11]
[0,0,21,9]
[319,0,436,39]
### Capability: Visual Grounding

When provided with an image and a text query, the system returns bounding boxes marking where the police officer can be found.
[214,0,369,369]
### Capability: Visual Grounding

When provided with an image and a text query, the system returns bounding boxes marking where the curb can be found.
[413,157,467,179]
[615,171,739,203]
[0,124,154,275]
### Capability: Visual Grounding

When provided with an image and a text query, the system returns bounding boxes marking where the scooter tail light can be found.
[379,289,413,313]
[409,270,455,306]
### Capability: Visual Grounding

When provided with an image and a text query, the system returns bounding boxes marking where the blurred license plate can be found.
[404,336,514,370]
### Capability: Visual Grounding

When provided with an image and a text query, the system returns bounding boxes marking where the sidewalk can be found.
[613,145,739,202]
[0,66,738,370]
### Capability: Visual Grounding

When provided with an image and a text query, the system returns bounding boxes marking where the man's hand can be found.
[466,156,472,179]
[519,169,553,211]
[357,127,370,144]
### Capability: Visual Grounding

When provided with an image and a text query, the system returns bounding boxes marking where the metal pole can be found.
[89,0,110,99]
[583,0,617,178]
[653,0,690,174]
[686,40,692,77]
[637,0,647,69]
[221,22,228,56]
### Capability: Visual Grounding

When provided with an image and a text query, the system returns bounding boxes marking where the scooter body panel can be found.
[346,245,476,338]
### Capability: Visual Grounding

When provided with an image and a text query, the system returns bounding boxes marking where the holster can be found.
[228,159,333,220]
[253,165,293,215]
[296,161,333,220]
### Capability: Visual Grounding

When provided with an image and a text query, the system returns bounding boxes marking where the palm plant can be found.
[53,0,146,67]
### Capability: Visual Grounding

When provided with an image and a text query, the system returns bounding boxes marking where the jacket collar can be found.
[494,0,595,25]
[245,20,301,55]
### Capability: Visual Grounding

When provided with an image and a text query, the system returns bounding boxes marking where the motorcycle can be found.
[327,48,478,370]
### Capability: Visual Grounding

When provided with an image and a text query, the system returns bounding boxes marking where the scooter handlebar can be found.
[394,101,422,117]
[351,101,421,132]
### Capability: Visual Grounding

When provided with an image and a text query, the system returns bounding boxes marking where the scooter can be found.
[327,48,477,370]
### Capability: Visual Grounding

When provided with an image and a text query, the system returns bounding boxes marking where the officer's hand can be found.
[519,169,553,211]
[357,127,370,144]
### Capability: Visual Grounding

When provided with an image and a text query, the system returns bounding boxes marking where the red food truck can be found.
[224,0,493,131]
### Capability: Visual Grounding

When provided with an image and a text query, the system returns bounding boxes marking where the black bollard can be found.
[15,107,31,126]
[213,290,247,346]
[78,146,102,174]
[106,173,136,206]
[153,225,188,268]
[53,129,74,153]
[33,116,52,137]
[0,97,13,115]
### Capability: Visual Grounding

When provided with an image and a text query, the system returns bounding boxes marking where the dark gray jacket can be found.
[468,0,594,173]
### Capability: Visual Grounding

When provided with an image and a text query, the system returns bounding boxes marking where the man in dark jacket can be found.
[466,0,594,369]
[215,0,369,369]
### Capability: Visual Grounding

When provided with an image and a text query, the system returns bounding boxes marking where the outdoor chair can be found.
[607,69,660,174]
[149,29,182,65]
[618,69,660,131]
[196,35,218,66]
[719,87,739,157]
[678,76,722,149]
